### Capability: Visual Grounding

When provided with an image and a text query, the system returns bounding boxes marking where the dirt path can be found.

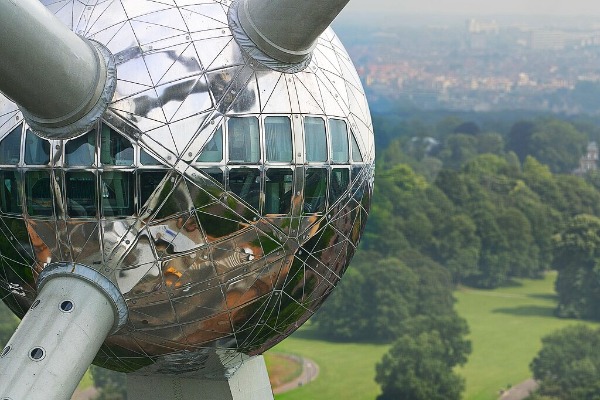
[71,387,98,400]
[498,379,539,400]
[272,355,320,394]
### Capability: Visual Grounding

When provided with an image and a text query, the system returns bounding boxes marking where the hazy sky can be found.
[342,0,600,16]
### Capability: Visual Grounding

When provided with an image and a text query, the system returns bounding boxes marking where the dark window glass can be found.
[228,117,259,163]
[265,169,293,215]
[330,119,349,163]
[102,172,134,217]
[139,171,168,206]
[303,168,327,214]
[25,130,50,165]
[25,171,53,216]
[197,126,223,162]
[329,168,350,205]
[140,149,162,165]
[0,125,22,165]
[201,168,224,185]
[350,130,363,162]
[0,171,21,214]
[305,117,327,162]
[228,169,260,210]
[265,116,292,162]
[65,130,95,166]
[100,125,133,166]
[66,171,97,217]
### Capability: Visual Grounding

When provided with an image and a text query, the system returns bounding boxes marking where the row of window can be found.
[0,115,364,167]
[0,167,361,218]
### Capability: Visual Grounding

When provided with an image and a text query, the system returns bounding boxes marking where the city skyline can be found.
[342,0,600,16]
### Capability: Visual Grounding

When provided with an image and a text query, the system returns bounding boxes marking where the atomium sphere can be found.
[0,0,374,376]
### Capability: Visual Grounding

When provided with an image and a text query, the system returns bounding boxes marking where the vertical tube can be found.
[237,0,350,63]
[0,276,116,400]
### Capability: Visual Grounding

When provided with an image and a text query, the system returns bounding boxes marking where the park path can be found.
[71,387,98,400]
[272,355,320,394]
[498,379,539,400]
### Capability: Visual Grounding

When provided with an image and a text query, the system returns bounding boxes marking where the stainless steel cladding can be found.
[0,0,374,378]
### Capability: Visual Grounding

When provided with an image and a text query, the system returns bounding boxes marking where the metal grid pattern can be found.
[0,0,374,377]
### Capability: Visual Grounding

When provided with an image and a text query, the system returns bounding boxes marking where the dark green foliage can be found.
[91,365,127,400]
[552,215,600,320]
[530,325,600,400]
[0,302,18,347]
[375,331,466,400]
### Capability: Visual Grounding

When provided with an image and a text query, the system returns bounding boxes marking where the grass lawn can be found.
[268,328,389,400]
[456,271,599,400]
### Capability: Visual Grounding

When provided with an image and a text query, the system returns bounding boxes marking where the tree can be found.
[530,325,600,400]
[376,331,466,400]
[553,214,600,320]
[0,302,18,347]
[91,365,127,400]
[529,119,587,174]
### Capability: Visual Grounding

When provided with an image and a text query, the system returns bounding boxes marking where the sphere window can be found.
[197,126,223,163]
[350,130,363,162]
[228,117,259,163]
[330,119,349,163]
[140,149,162,166]
[201,167,224,185]
[0,125,22,165]
[24,129,50,165]
[66,171,97,217]
[303,168,327,214]
[65,129,95,166]
[25,171,53,216]
[304,117,327,162]
[329,168,350,205]
[0,171,21,214]
[228,168,260,210]
[102,171,135,217]
[139,171,168,208]
[265,169,293,215]
[100,125,133,166]
[265,116,292,162]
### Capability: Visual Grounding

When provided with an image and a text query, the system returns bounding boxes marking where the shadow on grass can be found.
[497,279,525,288]
[492,305,556,317]
[527,293,558,301]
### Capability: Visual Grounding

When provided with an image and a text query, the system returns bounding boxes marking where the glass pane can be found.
[329,168,350,205]
[0,171,21,214]
[100,125,133,166]
[25,171,53,216]
[265,169,293,215]
[350,130,363,162]
[139,171,168,206]
[66,171,97,217]
[201,168,224,185]
[228,117,259,163]
[330,119,349,163]
[102,172,135,217]
[305,117,327,162]
[25,130,50,165]
[228,169,260,210]
[140,149,162,165]
[65,130,95,166]
[303,168,327,214]
[265,117,292,162]
[197,127,223,162]
[0,125,22,165]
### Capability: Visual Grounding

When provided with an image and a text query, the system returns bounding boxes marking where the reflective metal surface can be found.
[0,0,374,378]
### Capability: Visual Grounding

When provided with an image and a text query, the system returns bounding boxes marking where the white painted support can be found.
[127,356,274,400]
[0,276,116,400]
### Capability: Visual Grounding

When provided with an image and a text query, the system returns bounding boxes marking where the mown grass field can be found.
[455,271,599,400]
[267,271,599,400]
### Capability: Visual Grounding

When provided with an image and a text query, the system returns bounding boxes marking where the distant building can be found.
[575,142,598,175]
[530,30,566,50]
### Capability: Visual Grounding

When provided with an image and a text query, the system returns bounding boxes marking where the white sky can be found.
[342,0,600,15]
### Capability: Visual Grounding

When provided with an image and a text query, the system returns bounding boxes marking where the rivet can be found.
[188,152,193,157]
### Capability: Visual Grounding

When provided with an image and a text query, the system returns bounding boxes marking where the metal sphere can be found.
[0,0,374,377]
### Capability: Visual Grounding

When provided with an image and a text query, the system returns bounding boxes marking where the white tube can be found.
[0,276,116,400]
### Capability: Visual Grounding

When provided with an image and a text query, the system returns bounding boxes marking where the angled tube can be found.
[236,0,350,64]
[0,0,116,139]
